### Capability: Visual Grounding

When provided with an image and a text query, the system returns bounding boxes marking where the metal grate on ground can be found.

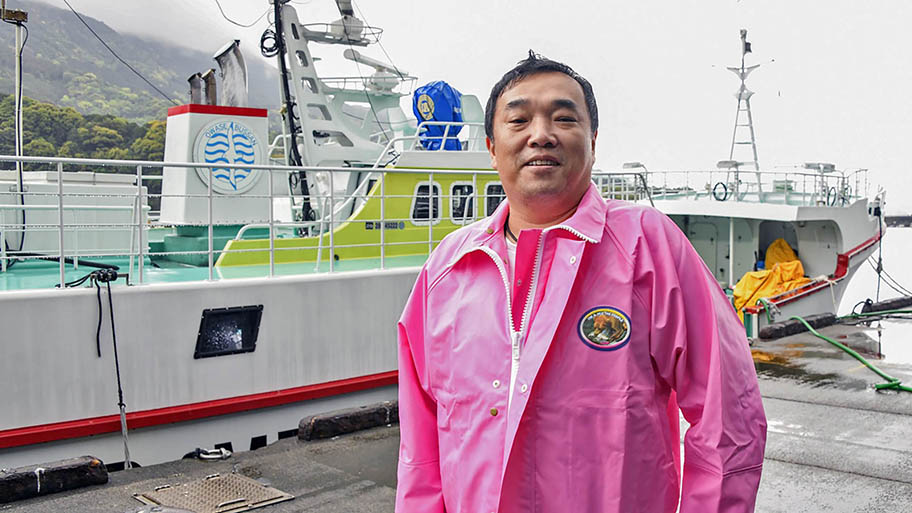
[133,472,294,513]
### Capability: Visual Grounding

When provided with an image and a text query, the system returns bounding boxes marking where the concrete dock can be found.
[4,321,912,512]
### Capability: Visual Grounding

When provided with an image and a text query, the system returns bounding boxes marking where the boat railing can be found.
[0,155,510,288]
[4,154,860,290]
[373,121,487,166]
[591,172,654,206]
[640,167,869,206]
[297,22,384,45]
[320,75,417,96]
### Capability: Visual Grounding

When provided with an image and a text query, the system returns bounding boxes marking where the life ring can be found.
[712,182,729,201]
[826,186,837,206]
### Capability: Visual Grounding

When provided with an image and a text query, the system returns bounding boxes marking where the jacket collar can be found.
[450,182,606,266]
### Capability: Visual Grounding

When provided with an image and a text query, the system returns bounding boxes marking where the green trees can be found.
[130,120,166,161]
[1,94,164,164]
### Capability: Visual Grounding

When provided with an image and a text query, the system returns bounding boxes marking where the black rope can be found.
[94,278,103,357]
[352,2,405,79]
[867,258,912,297]
[21,252,119,272]
[61,0,178,105]
[105,279,127,411]
[851,206,912,314]
[875,210,883,301]
[86,270,127,411]
[212,0,269,28]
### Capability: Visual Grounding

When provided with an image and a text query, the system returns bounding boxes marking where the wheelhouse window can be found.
[411,182,440,224]
[485,183,506,216]
[451,183,475,224]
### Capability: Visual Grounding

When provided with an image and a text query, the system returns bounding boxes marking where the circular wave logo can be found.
[193,120,263,194]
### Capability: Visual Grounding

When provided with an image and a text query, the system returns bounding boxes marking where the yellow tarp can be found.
[733,259,811,321]
[765,238,799,269]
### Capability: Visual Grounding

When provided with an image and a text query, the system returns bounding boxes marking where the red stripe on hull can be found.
[0,371,397,449]
[167,104,268,118]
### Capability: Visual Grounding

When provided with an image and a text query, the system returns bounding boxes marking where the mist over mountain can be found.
[0,2,279,123]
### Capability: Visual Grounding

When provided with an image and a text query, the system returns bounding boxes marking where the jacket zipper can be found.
[462,224,589,411]
[471,246,530,409]
[508,225,592,405]
[510,232,544,408]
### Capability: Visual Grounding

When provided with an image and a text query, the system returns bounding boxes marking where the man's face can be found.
[486,72,597,211]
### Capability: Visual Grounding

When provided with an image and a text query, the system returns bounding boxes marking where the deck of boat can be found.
[0,254,429,292]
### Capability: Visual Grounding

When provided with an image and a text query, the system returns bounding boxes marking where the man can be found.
[396,52,767,512]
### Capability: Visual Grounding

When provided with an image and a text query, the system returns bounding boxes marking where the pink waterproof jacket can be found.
[396,183,767,513]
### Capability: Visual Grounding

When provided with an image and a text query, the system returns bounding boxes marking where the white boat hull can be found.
[0,268,417,468]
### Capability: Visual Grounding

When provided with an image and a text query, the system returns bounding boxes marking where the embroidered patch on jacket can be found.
[578,307,631,351]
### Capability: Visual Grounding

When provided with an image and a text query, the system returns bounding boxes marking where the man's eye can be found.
[508,118,526,124]
[557,116,577,122]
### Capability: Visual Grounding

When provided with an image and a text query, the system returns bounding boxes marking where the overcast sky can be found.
[33,0,912,212]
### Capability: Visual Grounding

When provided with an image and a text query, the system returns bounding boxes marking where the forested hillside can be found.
[0,94,163,163]
[0,2,279,123]
[0,93,167,206]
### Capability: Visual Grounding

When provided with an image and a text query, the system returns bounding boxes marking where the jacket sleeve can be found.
[646,215,768,512]
[395,268,446,512]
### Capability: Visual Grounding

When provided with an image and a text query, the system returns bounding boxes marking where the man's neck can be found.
[506,198,582,234]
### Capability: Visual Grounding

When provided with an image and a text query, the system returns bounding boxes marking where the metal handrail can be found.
[0,154,874,288]
[371,121,487,166]
[0,155,502,282]
[636,167,869,206]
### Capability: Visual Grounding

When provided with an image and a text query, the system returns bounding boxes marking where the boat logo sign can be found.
[416,93,435,120]
[193,119,264,194]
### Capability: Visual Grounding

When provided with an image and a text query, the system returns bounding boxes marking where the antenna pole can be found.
[725,28,763,200]
[3,5,28,254]
[14,22,21,163]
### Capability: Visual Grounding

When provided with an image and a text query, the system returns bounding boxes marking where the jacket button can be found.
[486,228,494,234]
[570,255,577,264]
[492,380,501,388]
[490,408,499,416]
[520,384,528,393]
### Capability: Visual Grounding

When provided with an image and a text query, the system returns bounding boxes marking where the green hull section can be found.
[217,171,502,267]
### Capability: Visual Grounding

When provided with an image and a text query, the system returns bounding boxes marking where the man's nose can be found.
[527,118,558,148]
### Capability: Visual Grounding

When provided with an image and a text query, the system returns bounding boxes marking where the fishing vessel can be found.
[0,0,882,470]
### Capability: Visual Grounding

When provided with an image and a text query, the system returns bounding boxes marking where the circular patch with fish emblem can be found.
[578,307,631,351]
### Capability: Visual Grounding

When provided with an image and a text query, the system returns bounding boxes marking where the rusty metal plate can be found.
[133,472,293,513]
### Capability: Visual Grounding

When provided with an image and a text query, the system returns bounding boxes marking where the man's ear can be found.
[590,130,598,154]
[486,137,497,169]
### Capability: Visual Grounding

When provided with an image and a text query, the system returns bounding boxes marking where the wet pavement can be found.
[0,426,400,513]
[6,322,912,512]
[750,322,912,512]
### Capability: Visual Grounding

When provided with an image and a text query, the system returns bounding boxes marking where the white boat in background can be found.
[621,28,883,335]
[630,164,881,336]
[0,0,882,470]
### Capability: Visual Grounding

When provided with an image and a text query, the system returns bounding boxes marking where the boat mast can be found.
[727,29,761,173]
[270,0,315,223]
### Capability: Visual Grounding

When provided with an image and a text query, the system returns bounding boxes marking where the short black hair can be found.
[484,50,598,141]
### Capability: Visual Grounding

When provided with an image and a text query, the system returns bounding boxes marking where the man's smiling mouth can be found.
[525,158,560,167]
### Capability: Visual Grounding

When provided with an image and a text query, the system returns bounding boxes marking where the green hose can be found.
[789,315,912,393]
